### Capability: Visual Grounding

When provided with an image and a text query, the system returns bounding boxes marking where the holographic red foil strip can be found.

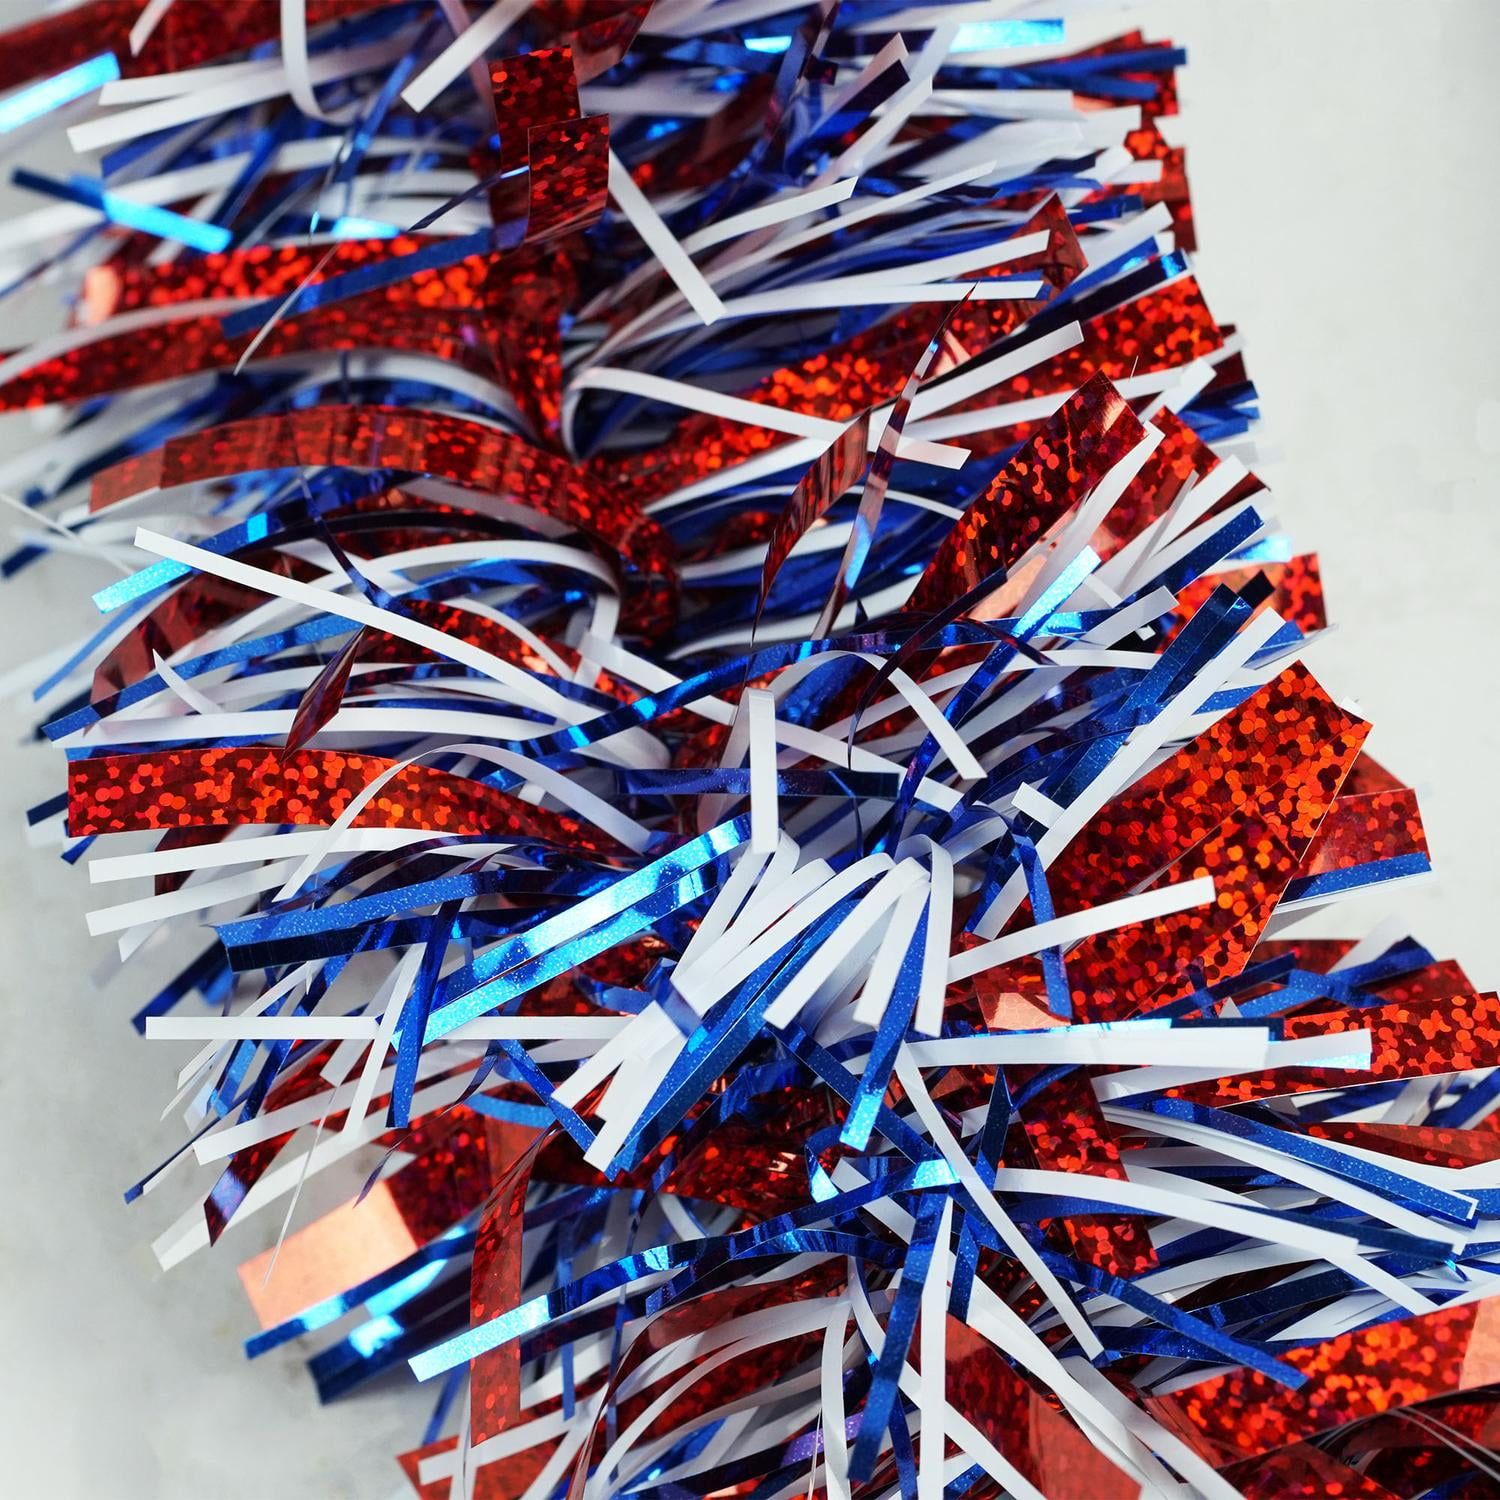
[284,626,368,755]
[85,237,488,321]
[1047,662,1369,910]
[976,663,1369,1025]
[921,277,1225,464]
[470,1123,547,1444]
[1300,786,1429,876]
[1176,989,1500,1105]
[493,47,580,145]
[1305,1119,1500,1171]
[758,415,870,610]
[1019,1066,1159,1276]
[0,0,401,92]
[1091,407,1242,562]
[1172,555,1327,637]
[67,746,621,854]
[87,405,677,631]
[387,1111,497,1247]
[0,303,506,411]
[945,1317,1140,1496]
[909,371,1146,615]
[1065,796,1304,1023]
[1149,1297,1500,1465]
[1221,1444,1403,1499]
[524,114,610,240]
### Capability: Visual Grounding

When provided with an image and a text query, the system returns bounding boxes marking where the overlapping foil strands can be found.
[3,4,1494,1499]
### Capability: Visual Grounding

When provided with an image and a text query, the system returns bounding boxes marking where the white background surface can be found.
[1,4,1497,1495]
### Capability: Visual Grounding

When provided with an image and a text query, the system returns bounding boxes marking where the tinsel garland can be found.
[4,4,1497,1498]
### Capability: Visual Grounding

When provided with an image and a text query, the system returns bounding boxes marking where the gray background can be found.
[1,3,1497,1495]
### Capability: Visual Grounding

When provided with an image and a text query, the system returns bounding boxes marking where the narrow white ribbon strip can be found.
[607,151,726,325]
[745,688,779,854]
[916,1194,953,1500]
[1094,1030,1374,1101]
[904,1024,1271,1070]
[402,0,529,113]
[950,875,1217,982]
[281,0,331,120]
[129,0,177,55]
[69,36,409,151]
[762,862,928,1028]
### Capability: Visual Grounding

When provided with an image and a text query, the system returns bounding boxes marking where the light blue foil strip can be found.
[0,53,119,133]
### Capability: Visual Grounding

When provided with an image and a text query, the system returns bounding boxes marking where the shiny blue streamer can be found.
[1043,1248,1305,1386]
[389,900,461,1128]
[1014,831,1071,1017]
[246,1227,475,1358]
[13,168,232,251]
[0,53,119,133]
[1137,1098,1477,1225]
[1281,851,1432,906]
[426,821,748,1041]
[840,909,927,1151]
[849,1192,945,1481]
[877,552,1094,854]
